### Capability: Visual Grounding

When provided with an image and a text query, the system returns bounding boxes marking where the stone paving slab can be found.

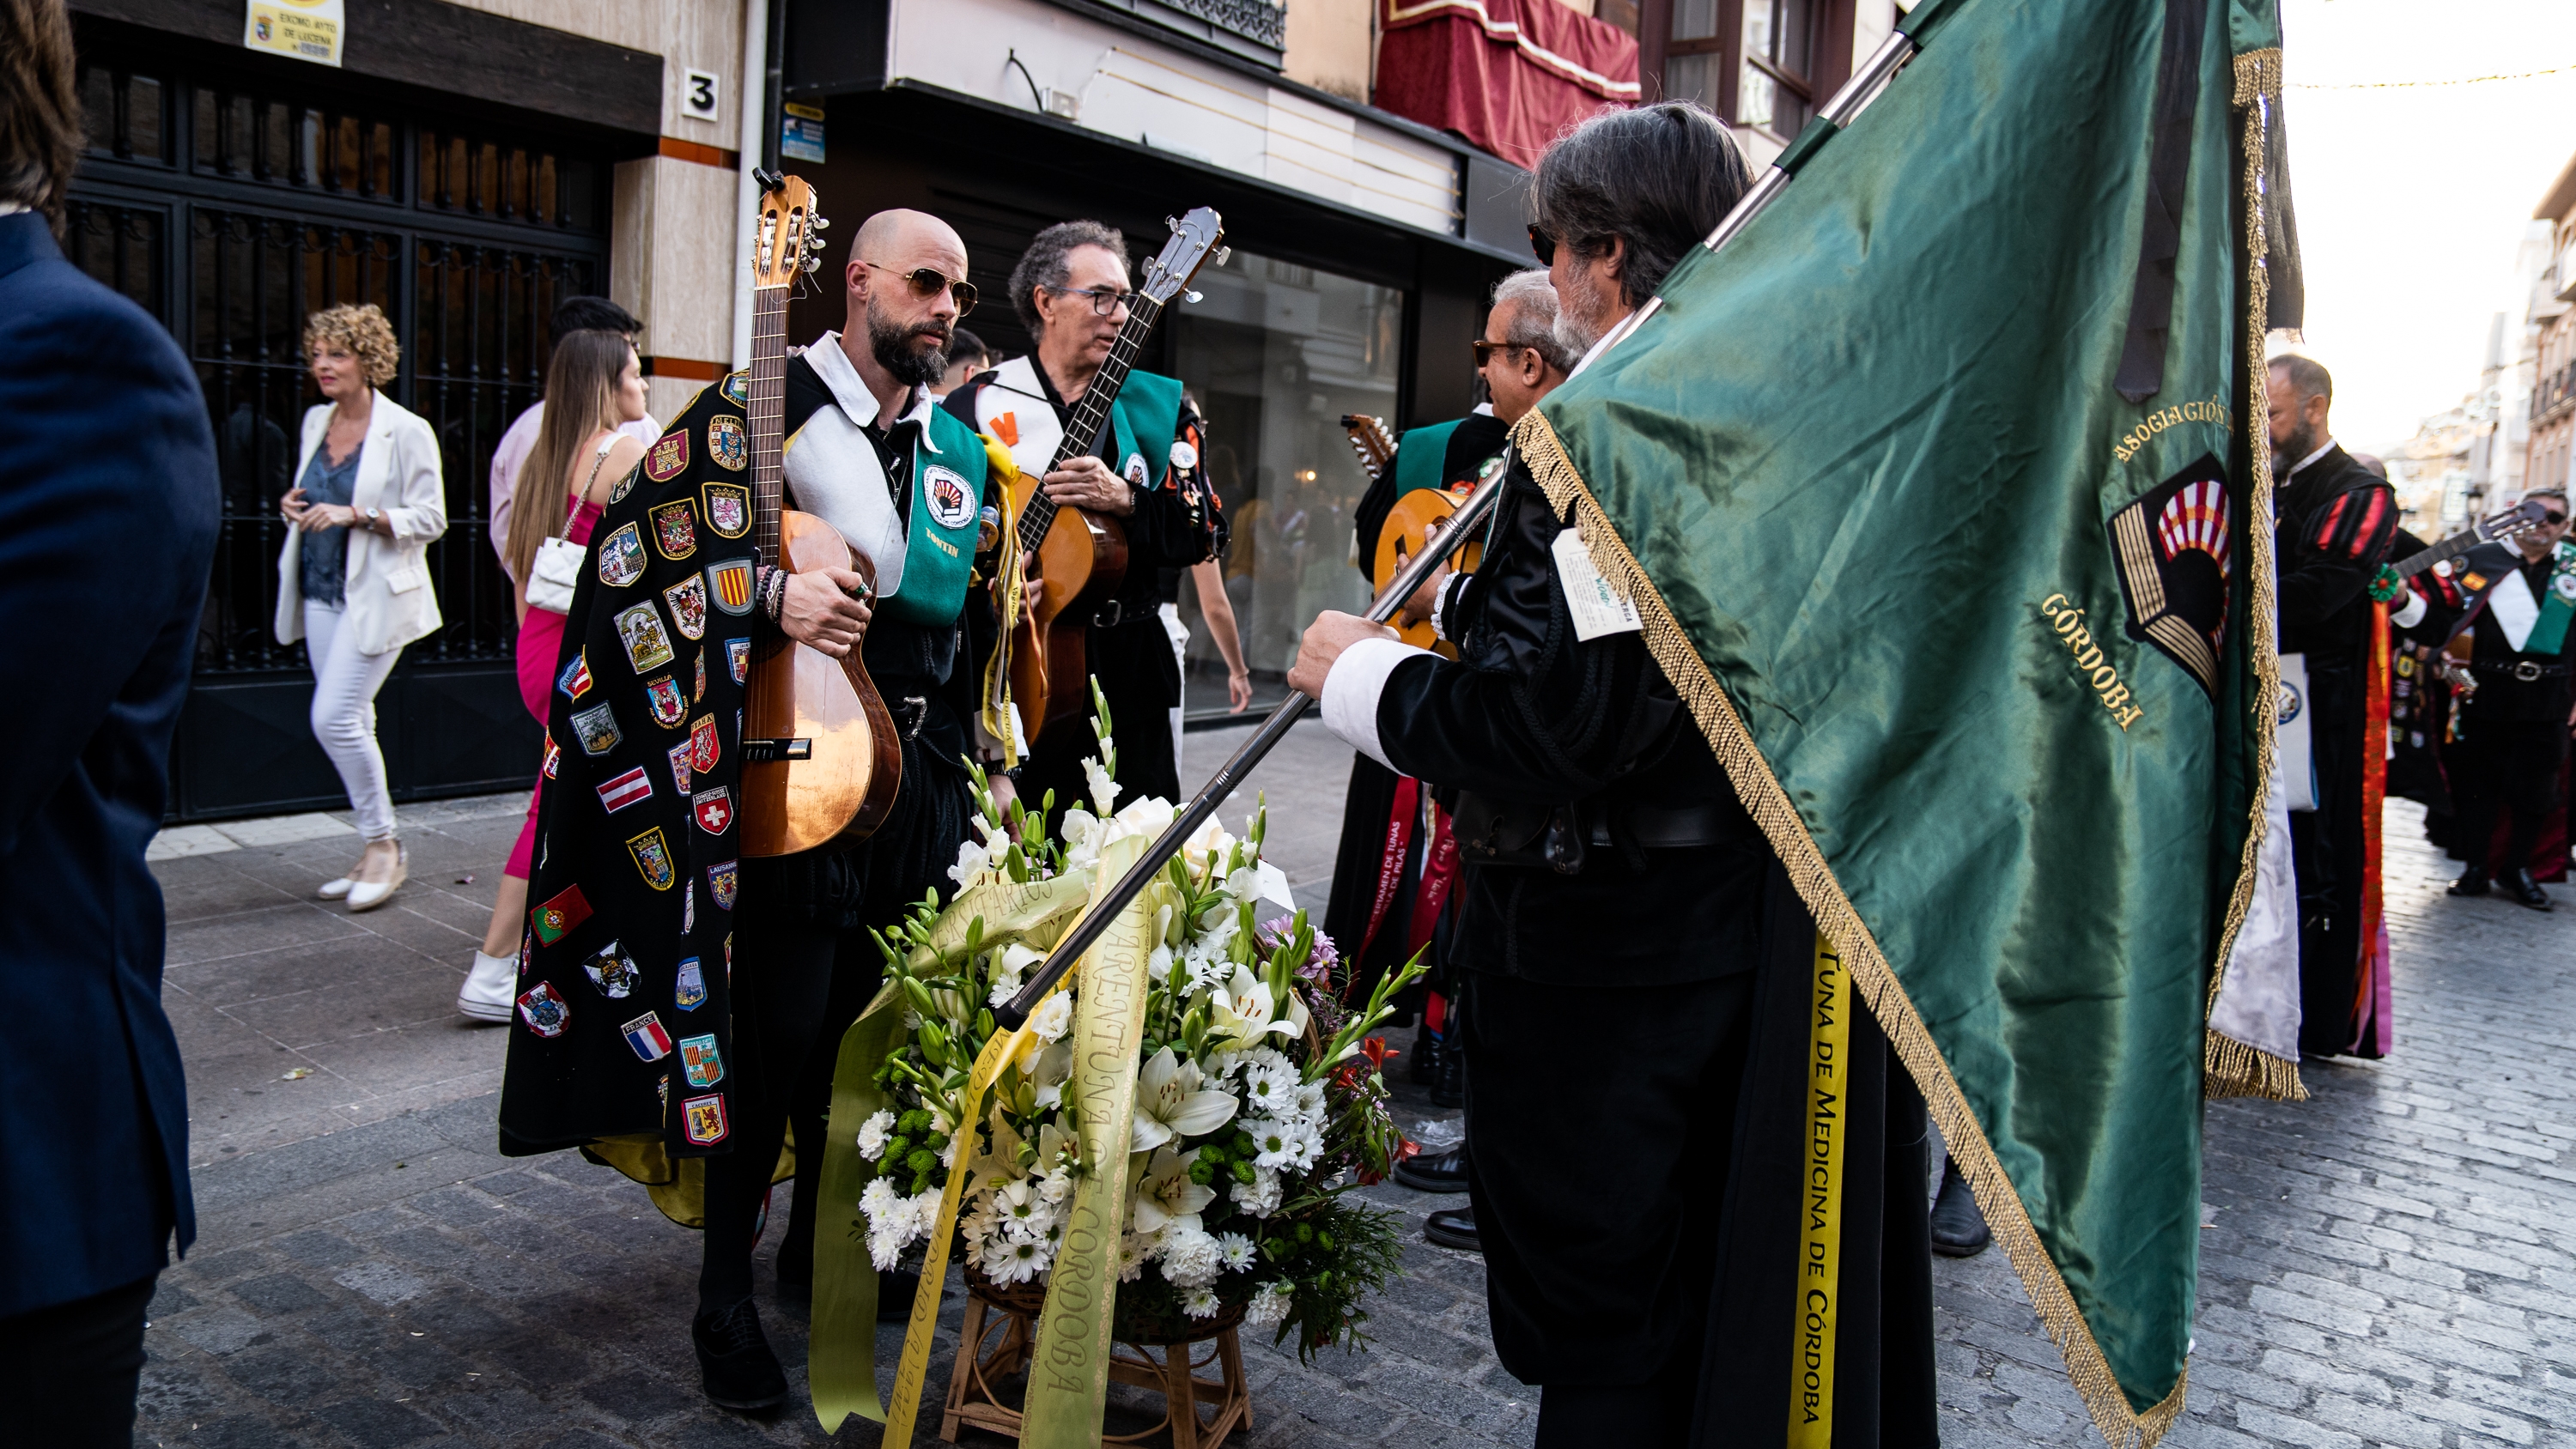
[131,730,2576,1447]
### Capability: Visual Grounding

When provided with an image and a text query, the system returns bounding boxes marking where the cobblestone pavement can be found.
[131,724,2573,1448]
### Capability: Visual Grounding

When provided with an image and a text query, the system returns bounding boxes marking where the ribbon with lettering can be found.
[1788,933,1850,1447]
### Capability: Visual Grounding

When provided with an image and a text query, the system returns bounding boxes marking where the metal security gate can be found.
[66,49,610,822]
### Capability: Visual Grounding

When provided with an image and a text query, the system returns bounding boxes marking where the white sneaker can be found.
[345,842,407,912]
[459,949,518,1023]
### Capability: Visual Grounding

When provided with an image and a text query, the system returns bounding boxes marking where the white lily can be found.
[1132,1146,1216,1235]
[948,834,993,888]
[1211,964,1298,1052]
[1129,1046,1240,1153]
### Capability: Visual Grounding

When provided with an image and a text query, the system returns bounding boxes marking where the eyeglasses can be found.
[1528,224,1557,265]
[1045,284,1137,317]
[1472,340,1533,366]
[2542,512,2568,525]
[862,260,978,316]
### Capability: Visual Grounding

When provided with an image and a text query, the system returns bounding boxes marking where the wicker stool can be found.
[939,1269,1253,1447]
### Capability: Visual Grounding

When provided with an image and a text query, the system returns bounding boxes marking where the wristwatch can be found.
[363,506,382,531]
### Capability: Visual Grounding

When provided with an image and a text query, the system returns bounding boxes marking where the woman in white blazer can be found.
[276,304,447,909]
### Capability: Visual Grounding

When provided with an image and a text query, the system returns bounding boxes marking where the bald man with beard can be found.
[690,208,1018,1410]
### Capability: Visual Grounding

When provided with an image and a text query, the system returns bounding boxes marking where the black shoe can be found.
[1408,1028,1441,1086]
[693,1297,787,1412]
[877,1268,921,1322]
[1929,1159,1990,1258]
[1394,1144,1469,1195]
[2449,868,2491,898]
[1425,1206,1479,1252]
[1430,1039,1465,1109]
[2505,869,2552,910]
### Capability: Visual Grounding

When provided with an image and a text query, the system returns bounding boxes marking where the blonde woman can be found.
[457,330,649,1021]
[276,303,447,910]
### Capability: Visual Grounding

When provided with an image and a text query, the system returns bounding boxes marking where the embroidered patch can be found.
[643,675,688,729]
[597,522,647,587]
[628,827,677,890]
[689,713,721,774]
[1170,439,1200,470]
[726,636,750,683]
[708,859,738,910]
[694,649,707,702]
[516,981,571,1038]
[707,558,755,615]
[703,482,750,538]
[924,465,975,529]
[679,1033,725,1088]
[532,884,592,943]
[646,428,690,482]
[571,703,622,756]
[682,1093,728,1145]
[708,415,748,471]
[2105,453,2233,696]
[541,735,560,779]
[2559,573,2576,602]
[674,957,707,1009]
[666,738,695,796]
[692,786,734,836]
[650,500,698,561]
[721,370,750,406]
[596,765,653,813]
[1122,452,1149,487]
[682,878,695,934]
[557,649,592,700]
[663,574,709,640]
[623,1010,674,1062]
[586,940,643,998]
[616,601,675,672]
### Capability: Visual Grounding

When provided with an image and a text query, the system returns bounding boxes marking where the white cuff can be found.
[1321,635,1431,772]
[1429,573,1469,644]
[2391,589,2427,629]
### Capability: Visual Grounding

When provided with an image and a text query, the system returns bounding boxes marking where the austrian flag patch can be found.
[596,766,653,813]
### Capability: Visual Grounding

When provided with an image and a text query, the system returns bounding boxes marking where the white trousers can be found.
[303,600,404,841]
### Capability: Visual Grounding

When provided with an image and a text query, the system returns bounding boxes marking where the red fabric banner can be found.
[1376,0,1640,168]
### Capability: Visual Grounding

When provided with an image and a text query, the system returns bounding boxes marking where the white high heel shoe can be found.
[345,841,408,912]
[315,876,356,900]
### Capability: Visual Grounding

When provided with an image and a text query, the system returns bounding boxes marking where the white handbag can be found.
[525,437,615,615]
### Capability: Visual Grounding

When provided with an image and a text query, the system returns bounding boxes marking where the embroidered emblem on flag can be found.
[585,940,643,998]
[597,522,647,587]
[692,787,734,835]
[674,958,707,1009]
[558,649,592,700]
[708,415,748,472]
[571,702,621,756]
[622,1011,674,1062]
[516,981,571,1038]
[703,482,750,537]
[682,1093,728,1144]
[650,499,698,561]
[532,884,591,943]
[643,675,687,729]
[627,827,677,890]
[707,558,755,615]
[646,428,690,481]
[679,1034,725,1087]
[596,765,653,813]
[2107,452,2233,696]
[663,573,709,640]
[708,859,738,910]
[616,601,675,672]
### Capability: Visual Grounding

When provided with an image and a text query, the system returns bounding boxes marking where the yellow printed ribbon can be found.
[979,432,1026,768]
[1789,932,1849,1448]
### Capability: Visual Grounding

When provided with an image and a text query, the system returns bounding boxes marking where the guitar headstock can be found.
[2482,498,2551,544]
[1139,207,1228,308]
[1340,414,1397,480]
[751,168,827,291]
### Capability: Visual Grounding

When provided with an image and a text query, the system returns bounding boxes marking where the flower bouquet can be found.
[809,691,1422,1441]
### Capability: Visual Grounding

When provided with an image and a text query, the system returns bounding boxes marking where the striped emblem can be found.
[596,765,653,814]
[708,558,755,615]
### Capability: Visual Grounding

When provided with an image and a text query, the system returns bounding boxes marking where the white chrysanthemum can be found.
[981,1230,1049,1285]
[856,1109,896,1161]
[1037,1167,1075,1205]
[993,1179,1051,1241]
[985,943,1044,1007]
[1239,1064,1299,1116]
[1216,1233,1258,1272]
[939,1135,958,1168]
[1236,1166,1283,1218]
[1117,1232,1148,1282]
[1028,991,1074,1044]
[1083,755,1121,815]
[1294,1081,1327,1119]
[869,1224,912,1270]
[1244,1117,1300,1171]
[1157,1227,1224,1289]
[961,1187,999,1250]
[1279,1125,1323,1173]
[1243,1281,1293,1327]
[1186,949,1234,994]
[860,1175,903,1223]
[1182,1287,1223,1319]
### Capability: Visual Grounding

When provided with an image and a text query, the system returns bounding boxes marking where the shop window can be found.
[1169,247,1404,718]
[1662,0,1820,140]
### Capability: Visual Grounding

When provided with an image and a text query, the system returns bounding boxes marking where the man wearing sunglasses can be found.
[2439,486,2575,909]
[947,219,1226,818]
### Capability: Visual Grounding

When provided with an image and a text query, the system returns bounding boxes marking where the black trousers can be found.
[0,1274,156,1447]
[2293,664,2369,1055]
[1018,615,1182,828]
[2451,718,2567,872]
[1461,967,1757,1446]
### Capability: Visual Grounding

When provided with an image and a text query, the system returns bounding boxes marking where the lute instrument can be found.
[1341,413,1487,655]
[1009,207,1229,736]
[738,170,902,857]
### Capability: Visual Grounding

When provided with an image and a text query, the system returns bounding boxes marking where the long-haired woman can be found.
[457,330,650,1020]
[276,303,447,911]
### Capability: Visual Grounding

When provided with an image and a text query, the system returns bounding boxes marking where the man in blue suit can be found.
[0,3,221,1440]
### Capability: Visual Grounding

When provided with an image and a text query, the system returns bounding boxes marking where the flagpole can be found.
[993,9,1953,1032]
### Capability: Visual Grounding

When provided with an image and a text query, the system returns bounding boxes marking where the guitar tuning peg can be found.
[1212,246,1230,266]
[1184,289,1203,305]
[813,216,829,228]
[803,256,822,272]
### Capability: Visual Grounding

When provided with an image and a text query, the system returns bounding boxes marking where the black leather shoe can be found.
[2506,869,2552,910]
[2449,868,2491,898]
[1929,1159,1990,1258]
[1408,1028,1441,1086]
[1430,1039,1465,1109]
[1394,1143,1469,1195]
[1425,1206,1479,1252]
[694,1297,787,1412]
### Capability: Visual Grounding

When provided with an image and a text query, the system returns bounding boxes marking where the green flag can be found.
[1513,0,2291,1441]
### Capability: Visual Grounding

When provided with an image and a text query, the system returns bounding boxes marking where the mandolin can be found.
[1009,208,1230,736]
[1343,414,1488,656]
[738,171,902,857]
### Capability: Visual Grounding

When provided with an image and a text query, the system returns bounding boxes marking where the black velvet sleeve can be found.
[1116,403,1224,573]
[2280,476,2398,630]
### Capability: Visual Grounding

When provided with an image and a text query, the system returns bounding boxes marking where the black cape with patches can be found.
[500,377,758,1161]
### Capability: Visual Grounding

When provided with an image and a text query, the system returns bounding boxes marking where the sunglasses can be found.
[863,260,977,316]
[1528,224,1557,265]
[1472,340,1532,366]
[1045,284,1138,318]
[2543,512,2568,525]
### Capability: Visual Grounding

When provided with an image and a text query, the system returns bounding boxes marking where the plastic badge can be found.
[1552,527,1643,642]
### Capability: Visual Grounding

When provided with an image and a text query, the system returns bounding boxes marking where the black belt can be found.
[1586,803,1740,848]
[1091,597,1163,628]
[2471,658,2569,682]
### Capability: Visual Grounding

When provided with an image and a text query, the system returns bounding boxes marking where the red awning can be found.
[1375,0,1640,169]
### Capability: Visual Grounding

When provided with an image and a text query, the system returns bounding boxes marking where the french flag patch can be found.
[597,766,653,813]
[622,1011,674,1062]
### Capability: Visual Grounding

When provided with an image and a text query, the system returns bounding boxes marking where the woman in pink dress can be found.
[458,330,652,1021]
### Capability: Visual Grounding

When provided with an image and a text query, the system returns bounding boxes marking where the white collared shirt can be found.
[2280,439,2336,482]
[785,331,938,591]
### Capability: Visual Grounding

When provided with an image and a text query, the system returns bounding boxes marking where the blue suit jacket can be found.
[0,211,218,1316]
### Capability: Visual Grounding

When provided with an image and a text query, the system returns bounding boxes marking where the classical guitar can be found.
[1010,207,1229,736]
[738,171,902,857]
[1342,414,1489,655]
[2386,498,2549,582]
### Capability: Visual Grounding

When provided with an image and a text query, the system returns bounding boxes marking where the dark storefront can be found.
[63,2,659,821]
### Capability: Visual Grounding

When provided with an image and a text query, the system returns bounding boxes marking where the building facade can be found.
[2529,153,2576,503]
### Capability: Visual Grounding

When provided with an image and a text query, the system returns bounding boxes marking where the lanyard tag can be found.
[1552,526,1643,642]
